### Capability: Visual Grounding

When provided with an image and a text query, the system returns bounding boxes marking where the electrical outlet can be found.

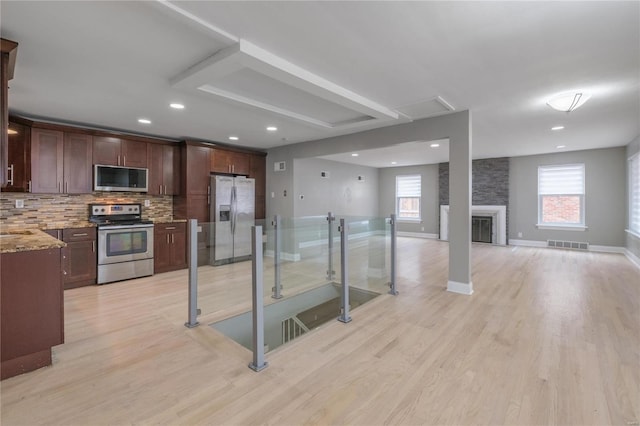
[144,199,150,207]
[271,192,275,198]
[421,227,425,231]
[15,199,24,208]
[518,232,523,238]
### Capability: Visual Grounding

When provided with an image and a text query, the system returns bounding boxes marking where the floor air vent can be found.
[547,240,589,250]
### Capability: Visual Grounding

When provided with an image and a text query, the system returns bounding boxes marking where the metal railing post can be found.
[185,219,200,328]
[272,215,283,299]
[327,212,335,281]
[337,218,352,323]
[249,225,268,372]
[388,214,399,296]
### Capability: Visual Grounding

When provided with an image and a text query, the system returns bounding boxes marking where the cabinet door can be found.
[170,224,187,268]
[230,151,250,175]
[153,228,172,273]
[5,122,30,192]
[63,133,93,194]
[185,145,211,195]
[163,145,179,195]
[93,136,121,166]
[211,149,232,173]
[31,128,63,193]
[63,240,97,288]
[147,143,164,195]
[122,139,147,168]
[250,154,266,219]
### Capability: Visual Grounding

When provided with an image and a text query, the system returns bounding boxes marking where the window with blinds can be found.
[629,153,640,235]
[396,175,421,220]
[538,164,585,226]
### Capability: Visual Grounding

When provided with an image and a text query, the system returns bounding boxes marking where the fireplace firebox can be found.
[472,216,493,243]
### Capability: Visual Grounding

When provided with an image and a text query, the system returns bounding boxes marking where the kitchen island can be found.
[1,229,65,379]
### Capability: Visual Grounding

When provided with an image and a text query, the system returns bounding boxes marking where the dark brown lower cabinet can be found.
[1,247,64,380]
[154,222,187,274]
[44,228,97,289]
[62,228,97,288]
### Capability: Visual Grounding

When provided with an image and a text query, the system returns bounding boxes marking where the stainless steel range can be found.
[89,203,154,284]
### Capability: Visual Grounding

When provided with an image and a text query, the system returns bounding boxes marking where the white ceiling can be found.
[1,1,638,167]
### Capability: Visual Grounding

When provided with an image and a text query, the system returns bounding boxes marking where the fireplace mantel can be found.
[440,205,507,245]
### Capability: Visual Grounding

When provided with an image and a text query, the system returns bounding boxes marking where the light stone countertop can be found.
[0,229,67,254]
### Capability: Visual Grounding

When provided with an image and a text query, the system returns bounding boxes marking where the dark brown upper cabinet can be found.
[148,143,180,196]
[93,136,147,168]
[5,121,30,192]
[211,148,250,176]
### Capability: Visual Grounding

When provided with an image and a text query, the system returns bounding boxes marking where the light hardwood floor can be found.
[1,238,639,425]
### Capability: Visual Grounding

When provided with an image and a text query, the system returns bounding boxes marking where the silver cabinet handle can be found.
[171,234,175,244]
[123,155,126,166]
[92,241,95,252]
[7,164,14,185]
[164,185,167,195]
[159,184,162,194]
[165,226,176,230]
[117,155,121,166]
[73,233,88,237]
[166,234,170,244]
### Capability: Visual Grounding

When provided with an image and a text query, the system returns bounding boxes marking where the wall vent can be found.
[547,240,589,250]
[274,161,286,172]
[320,171,330,178]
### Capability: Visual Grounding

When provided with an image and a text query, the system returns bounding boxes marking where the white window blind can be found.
[538,163,585,226]
[630,153,640,234]
[538,164,585,195]
[396,175,421,197]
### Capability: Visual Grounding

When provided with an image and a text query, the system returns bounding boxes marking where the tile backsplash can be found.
[0,192,173,230]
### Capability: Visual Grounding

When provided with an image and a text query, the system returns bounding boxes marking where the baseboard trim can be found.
[398,231,438,239]
[447,280,473,295]
[589,245,626,254]
[625,249,640,269]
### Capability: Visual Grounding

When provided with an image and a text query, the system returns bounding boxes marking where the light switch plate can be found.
[15,199,24,208]
[144,200,150,207]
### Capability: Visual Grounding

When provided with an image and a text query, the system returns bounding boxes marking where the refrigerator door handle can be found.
[231,185,237,235]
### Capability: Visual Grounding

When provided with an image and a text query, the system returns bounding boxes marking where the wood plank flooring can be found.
[1,238,638,425]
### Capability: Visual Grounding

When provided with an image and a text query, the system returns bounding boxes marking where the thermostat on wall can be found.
[274,161,286,171]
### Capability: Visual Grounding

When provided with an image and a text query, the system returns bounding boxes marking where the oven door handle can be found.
[99,224,154,230]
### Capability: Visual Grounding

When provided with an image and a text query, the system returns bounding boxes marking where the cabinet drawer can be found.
[155,222,186,233]
[62,227,96,242]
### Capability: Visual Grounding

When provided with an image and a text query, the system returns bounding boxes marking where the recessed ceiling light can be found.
[266,126,278,132]
[228,136,239,141]
[551,126,565,131]
[170,103,185,109]
[391,161,397,165]
[7,129,17,135]
[430,143,440,148]
[351,153,359,157]
[138,118,151,124]
[556,145,566,149]
[547,92,591,112]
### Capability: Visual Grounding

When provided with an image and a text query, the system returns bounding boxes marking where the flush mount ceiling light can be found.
[430,143,440,148]
[169,103,185,109]
[228,136,239,141]
[138,118,151,124]
[551,126,565,131]
[391,161,397,165]
[547,92,591,112]
[556,145,566,149]
[266,126,278,132]
[351,153,359,157]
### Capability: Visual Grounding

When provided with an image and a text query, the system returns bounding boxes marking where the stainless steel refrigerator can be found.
[210,175,255,265]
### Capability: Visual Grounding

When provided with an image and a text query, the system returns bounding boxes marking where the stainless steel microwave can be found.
[94,164,148,192]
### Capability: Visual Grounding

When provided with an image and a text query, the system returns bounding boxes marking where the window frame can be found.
[395,174,422,222]
[537,163,586,230]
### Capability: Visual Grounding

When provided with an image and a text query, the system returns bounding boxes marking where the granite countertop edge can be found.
[0,229,67,254]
